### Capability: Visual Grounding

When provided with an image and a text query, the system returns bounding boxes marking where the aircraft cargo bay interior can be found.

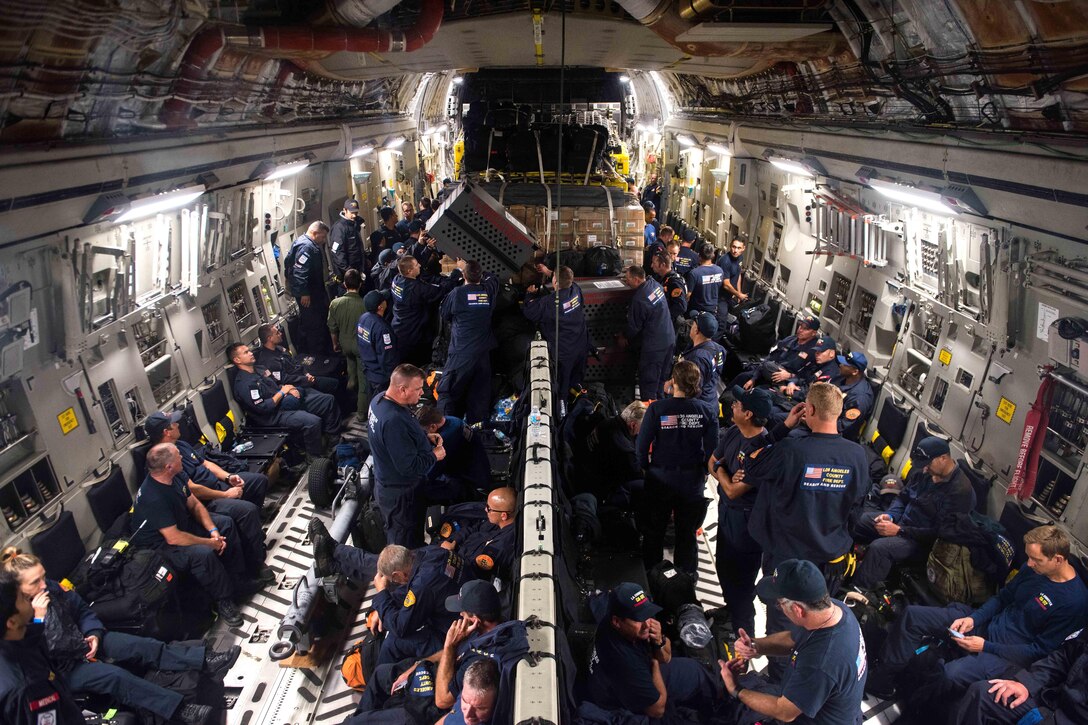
[0,1,1087,724]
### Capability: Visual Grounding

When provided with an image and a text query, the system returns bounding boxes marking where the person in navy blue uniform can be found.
[370,544,463,666]
[680,313,726,415]
[672,228,698,275]
[1,549,239,725]
[330,198,365,291]
[437,259,498,425]
[417,197,434,224]
[852,437,976,592]
[577,401,647,507]
[734,315,822,390]
[621,265,675,401]
[955,628,1088,725]
[637,361,718,576]
[835,351,874,441]
[585,582,722,720]
[777,334,838,402]
[391,254,462,366]
[417,406,491,501]
[643,224,670,274]
[369,364,445,547]
[395,200,416,239]
[708,386,773,638]
[745,382,870,644]
[443,487,519,582]
[720,559,867,725]
[640,174,662,212]
[253,324,339,395]
[370,248,399,292]
[869,526,1088,706]
[643,201,658,248]
[522,265,591,401]
[650,252,688,323]
[369,206,402,264]
[285,221,332,355]
[357,290,396,395]
[145,411,272,584]
[0,582,92,725]
[716,236,748,308]
[129,443,245,627]
[228,343,340,456]
[686,247,724,316]
[411,228,443,269]
[436,657,499,725]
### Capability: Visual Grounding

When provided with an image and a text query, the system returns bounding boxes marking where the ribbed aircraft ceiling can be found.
[0,0,1085,143]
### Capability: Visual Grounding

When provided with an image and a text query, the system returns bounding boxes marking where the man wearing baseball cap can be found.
[732,315,822,391]
[836,351,874,441]
[852,436,976,592]
[721,559,866,723]
[778,334,839,401]
[709,386,774,638]
[673,228,700,278]
[368,206,401,265]
[330,198,365,291]
[585,583,721,719]
[370,247,398,292]
[679,312,726,415]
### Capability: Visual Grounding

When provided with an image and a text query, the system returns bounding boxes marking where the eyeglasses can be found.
[484,505,512,515]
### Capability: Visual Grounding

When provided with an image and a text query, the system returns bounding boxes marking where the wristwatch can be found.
[733,687,745,700]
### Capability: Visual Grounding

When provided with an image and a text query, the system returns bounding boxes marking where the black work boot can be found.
[203,644,241,679]
[308,517,338,578]
[176,703,212,725]
[216,598,244,627]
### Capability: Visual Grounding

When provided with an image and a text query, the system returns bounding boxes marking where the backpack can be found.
[352,499,388,554]
[544,250,586,277]
[647,560,700,624]
[583,246,623,277]
[927,539,995,606]
[341,629,383,691]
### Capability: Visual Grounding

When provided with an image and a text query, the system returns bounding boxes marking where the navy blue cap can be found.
[392,242,405,253]
[642,201,655,212]
[343,198,360,213]
[731,385,773,419]
[797,316,820,330]
[591,582,662,623]
[363,290,386,312]
[378,248,395,264]
[408,219,425,233]
[693,312,718,338]
[682,228,697,243]
[379,206,396,221]
[837,351,868,372]
[812,335,837,352]
[756,559,828,603]
[911,436,950,464]
[145,410,182,442]
[445,580,501,618]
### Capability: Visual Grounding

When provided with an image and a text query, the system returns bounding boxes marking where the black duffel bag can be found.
[582,245,623,277]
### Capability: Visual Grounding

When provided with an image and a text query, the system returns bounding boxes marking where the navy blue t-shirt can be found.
[131,472,192,547]
[716,252,743,291]
[687,264,724,314]
[368,393,436,487]
[681,340,726,412]
[587,625,659,715]
[712,426,772,512]
[636,397,718,471]
[673,246,699,277]
[780,601,868,725]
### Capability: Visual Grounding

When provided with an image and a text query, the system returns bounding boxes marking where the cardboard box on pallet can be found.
[617,204,645,234]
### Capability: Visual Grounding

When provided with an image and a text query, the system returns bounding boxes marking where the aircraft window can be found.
[852,289,877,336]
[97,380,129,442]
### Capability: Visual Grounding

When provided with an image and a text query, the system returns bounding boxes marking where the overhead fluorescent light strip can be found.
[264,160,310,181]
[385,136,407,150]
[676,134,697,147]
[867,178,960,215]
[768,157,814,177]
[115,184,206,223]
[350,145,375,158]
[706,143,731,156]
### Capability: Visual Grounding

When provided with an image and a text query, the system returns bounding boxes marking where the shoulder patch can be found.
[670,288,682,298]
[403,590,416,608]
[844,408,862,420]
[439,522,453,539]
[748,446,766,460]
[475,554,495,571]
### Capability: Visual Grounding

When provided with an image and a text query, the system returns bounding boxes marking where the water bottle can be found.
[529,405,541,441]
[678,603,713,649]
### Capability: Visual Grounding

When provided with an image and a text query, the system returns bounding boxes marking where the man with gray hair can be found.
[576,400,646,507]
[368,543,465,666]
[437,658,499,725]
[720,559,867,723]
[284,220,332,354]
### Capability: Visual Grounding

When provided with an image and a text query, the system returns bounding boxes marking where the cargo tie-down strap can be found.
[1009,373,1056,500]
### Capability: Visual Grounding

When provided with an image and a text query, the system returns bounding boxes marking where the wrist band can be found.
[734,687,745,700]
[33,617,43,624]
[209,528,219,533]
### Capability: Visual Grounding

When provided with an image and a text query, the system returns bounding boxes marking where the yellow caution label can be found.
[58,407,78,435]
[112,540,129,553]
[997,397,1016,424]
[938,348,952,366]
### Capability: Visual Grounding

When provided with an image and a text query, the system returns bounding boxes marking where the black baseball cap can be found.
[445,580,501,618]
[797,316,821,331]
[642,201,655,212]
[363,290,388,312]
[731,385,773,419]
[343,198,361,213]
[756,559,828,603]
[409,219,425,233]
[693,312,718,338]
[812,335,837,352]
[911,436,950,464]
[591,582,662,624]
[144,410,182,442]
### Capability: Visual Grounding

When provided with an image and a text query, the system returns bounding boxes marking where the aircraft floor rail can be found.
[513,340,561,723]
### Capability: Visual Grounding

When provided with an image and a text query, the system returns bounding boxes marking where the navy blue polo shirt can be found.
[716,252,743,291]
[712,426,772,512]
[673,246,699,277]
[587,625,659,715]
[131,472,192,547]
[441,273,499,361]
[686,264,724,314]
[522,283,590,361]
